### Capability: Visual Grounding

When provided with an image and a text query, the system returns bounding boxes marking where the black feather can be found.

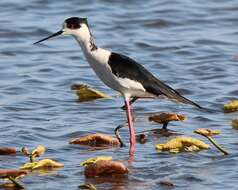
[108,52,203,109]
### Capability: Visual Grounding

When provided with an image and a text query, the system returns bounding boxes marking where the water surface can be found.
[0,0,238,189]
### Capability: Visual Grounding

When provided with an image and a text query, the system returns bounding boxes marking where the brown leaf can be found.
[159,180,175,187]
[0,147,16,155]
[136,134,147,144]
[194,128,221,136]
[0,170,27,179]
[32,159,64,169]
[69,133,120,147]
[223,100,238,113]
[232,119,238,129]
[80,156,112,166]
[149,112,186,124]
[31,145,46,157]
[156,136,209,152]
[78,184,97,190]
[84,160,129,177]
[71,84,110,102]
[21,147,30,157]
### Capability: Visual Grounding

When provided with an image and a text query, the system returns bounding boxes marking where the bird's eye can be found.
[67,23,73,29]
[67,23,80,29]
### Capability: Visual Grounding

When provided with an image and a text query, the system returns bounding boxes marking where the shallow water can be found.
[0,0,238,189]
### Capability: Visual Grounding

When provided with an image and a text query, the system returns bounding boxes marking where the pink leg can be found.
[125,99,135,155]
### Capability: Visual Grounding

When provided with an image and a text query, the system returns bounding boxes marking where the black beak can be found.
[33,30,63,44]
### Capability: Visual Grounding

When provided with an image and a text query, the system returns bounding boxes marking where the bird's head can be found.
[34,17,90,44]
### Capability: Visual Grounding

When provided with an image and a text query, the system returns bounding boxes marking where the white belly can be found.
[85,49,122,91]
[84,48,151,98]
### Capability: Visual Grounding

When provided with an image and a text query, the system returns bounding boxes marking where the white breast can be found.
[85,48,122,91]
[82,47,149,98]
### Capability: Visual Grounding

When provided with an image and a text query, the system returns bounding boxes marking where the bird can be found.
[34,17,204,156]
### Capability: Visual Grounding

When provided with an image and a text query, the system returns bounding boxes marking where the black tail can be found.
[151,79,207,110]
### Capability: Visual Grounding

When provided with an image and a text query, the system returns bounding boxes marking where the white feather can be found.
[66,23,149,98]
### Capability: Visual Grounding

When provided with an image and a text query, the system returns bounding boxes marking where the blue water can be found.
[0,0,238,189]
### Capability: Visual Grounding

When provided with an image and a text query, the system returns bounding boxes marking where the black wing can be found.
[108,52,202,109]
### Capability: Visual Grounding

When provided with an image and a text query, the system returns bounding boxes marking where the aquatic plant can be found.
[71,84,110,102]
[20,145,64,170]
[0,147,16,155]
[232,119,238,129]
[223,100,238,113]
[194,128,229,155]
[0,169,27,189]
[81,156,128,177]
[149,112,186,129]
[155,136,209,153]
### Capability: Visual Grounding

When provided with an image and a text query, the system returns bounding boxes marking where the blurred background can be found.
[0,0,238,189]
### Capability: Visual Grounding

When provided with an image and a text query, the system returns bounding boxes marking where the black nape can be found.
[65,17,87,29]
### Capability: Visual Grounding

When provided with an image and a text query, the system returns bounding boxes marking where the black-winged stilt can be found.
[34,17,203,156]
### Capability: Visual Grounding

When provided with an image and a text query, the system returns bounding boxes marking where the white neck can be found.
[71,24,98,59]
[69,24,117,91]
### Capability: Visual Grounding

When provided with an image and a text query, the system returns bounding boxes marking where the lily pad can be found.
[78,184,97,190]
[149,112,186,129]
[71,84,110,102]
[20,159,64,170]
[232,119,238,129]
[0,170,27,179]
[0,170,26,189]
[80,156,112,167]
[0,148,16,155]
[84,160,129,177]
[149,112,186,124]
[194,128,228,155]
[31,145,46,158]
[223,100,238,113]
[69,133,120,147]
[155,136,209,153]
[194,128,220,136]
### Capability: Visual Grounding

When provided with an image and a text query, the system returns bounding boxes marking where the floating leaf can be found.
[0,183,17,189]
[194,128,220,136]
[20,159,63,170]
[194,129,229,155]
[80,156,112,167]
[232,119,238,129]
[223,100,238,113]
[0,147,16,155]
[159,180,175,187]
[21,147,30,157]
[70,133,120,147]
[71,84,110,102]
[0,170,27,179]
[184,145,200,152]
[149,112,186,124]
[32,159,64,169]
[84,160,129,177]
[0,180,25,189]
[20,162,38,170]
[78,184,97,190]
[136,134,147,144]
[31,145,46,158]
[156,136,209,153]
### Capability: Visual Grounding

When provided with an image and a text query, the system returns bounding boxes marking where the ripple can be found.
[0,0,238,189]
